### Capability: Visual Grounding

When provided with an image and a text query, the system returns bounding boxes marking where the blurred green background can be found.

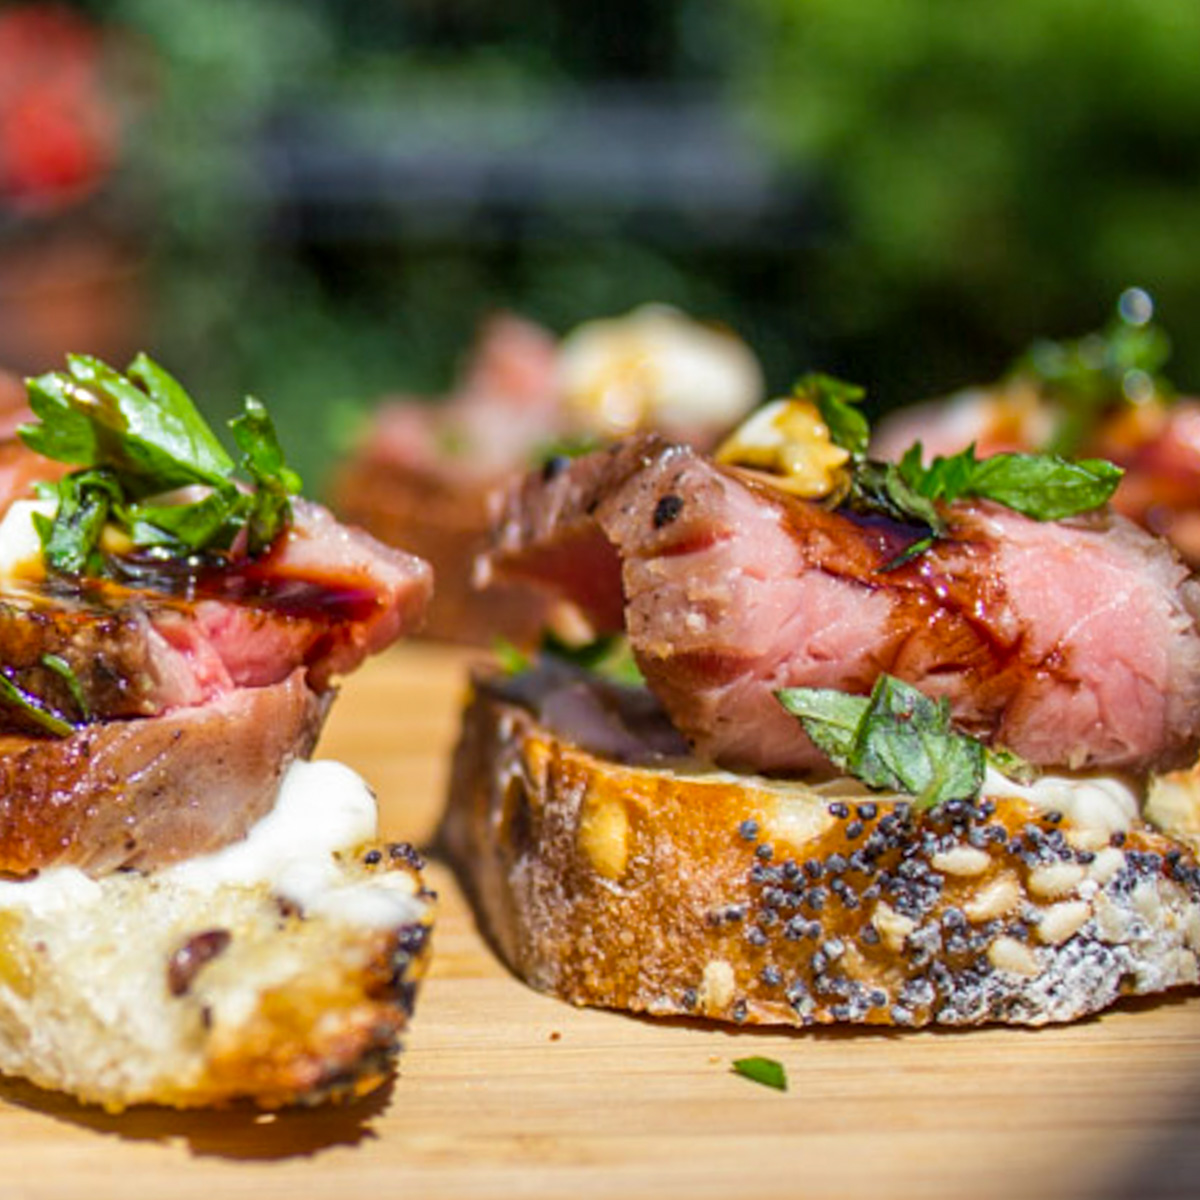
[3,0,1200,487]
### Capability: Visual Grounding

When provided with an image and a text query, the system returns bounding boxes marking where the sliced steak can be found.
[485,434,1200,775]
[0,498,431,734]
[0,670,328,876]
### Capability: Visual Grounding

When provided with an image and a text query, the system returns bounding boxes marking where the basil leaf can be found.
[776,686,869,762]
[777,674,985,809]
[847,459,945,533]
[963,453,1123,520]
[731,1057,788,1091]
[24,355,232,494]
[853,676,984,809]
[895,442,1122,523]
[795,373,869,458]
[126,487,244,550]
[126,353,237,485]
[898,440,978,504]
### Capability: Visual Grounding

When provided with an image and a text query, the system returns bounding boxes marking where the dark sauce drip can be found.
[100,547,379,623]
[771,495,1033,737]
[833,505,933,565]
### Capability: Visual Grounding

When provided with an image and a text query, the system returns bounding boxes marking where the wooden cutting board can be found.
[2,643,1198,1200]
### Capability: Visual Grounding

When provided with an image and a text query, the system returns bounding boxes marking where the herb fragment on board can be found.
[731,1056,788,1092]
[777,675,986,810]
[20,353,302,576]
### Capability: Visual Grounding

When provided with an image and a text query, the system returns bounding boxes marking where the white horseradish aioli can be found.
[0,499,54,583]
[982,767,1138,838]
[0,760,421,930]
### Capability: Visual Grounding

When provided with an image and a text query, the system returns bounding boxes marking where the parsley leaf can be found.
[20,355,302,576]
[795,372,870,458]
[896,444,1123,522]
[731,1057,788,1091]
[777,675,985,809]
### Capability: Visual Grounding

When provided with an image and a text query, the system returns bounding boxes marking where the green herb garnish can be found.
[790,371,1122,564]
[1017,287,1174,455]
[896,442,1123,523]
[493,637,532,676]
[20,354,302,576]
[797,372,870,459]
[539,630,643,685]
[40,653,91,721]
[731,1056,788,1091]
[777,674,986,809]
[494,632,643,686]
[0,669,76,737]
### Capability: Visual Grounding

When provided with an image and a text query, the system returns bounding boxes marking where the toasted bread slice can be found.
[0,812,433,1111]
[442,674,1200,1027]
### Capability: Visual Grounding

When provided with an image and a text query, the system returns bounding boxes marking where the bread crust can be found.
[443,676,1200,1027]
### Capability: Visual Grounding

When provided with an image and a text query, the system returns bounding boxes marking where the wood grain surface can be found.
[1,643,1198,1200]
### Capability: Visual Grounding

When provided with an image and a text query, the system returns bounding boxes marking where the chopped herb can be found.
[1016,287,1174,455]
[40,654,91,721]
[731,1056,788,1091]
[540,630,643,686]
[780,370,1123,565]
[20,354,302,577]
[777,675,985,809]
[0,669,77,737]
[795,372,870,459]
[896,443,1123,522]
[493,637,532,676]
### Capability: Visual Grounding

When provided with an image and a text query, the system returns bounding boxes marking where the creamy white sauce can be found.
[557,305,763,435]
[0,760,421,930]
[0,867,102,919]
[0,498,53,582]
[983,767,1139,836]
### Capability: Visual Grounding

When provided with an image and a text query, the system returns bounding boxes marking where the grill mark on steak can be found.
[486,433,1200,775]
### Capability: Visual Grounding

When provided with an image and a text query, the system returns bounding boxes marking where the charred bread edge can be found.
[0,841,434,1111]
[442,673,1200,1028]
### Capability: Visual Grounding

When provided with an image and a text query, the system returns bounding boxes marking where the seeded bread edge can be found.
[441,674,1200,1028]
